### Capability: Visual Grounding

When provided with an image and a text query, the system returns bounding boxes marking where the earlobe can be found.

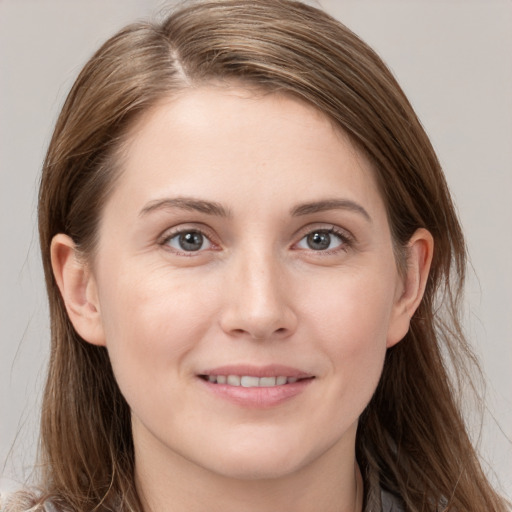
[51,234,106,346]
[387,228,434,348]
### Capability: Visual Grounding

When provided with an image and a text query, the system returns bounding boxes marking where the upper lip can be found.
[198,364,314,379]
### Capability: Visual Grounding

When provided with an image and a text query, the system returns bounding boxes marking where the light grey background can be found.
[1,0,511,500]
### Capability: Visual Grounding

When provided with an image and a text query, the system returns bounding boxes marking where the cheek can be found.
[303,268,395,399]
[306,266,396,347]
[95,263,218,397]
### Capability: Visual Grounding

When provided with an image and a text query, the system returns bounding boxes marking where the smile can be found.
[198,365,315,407]
[200,375,304,387]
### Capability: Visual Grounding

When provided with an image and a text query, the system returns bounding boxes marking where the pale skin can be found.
[51,86,433,512]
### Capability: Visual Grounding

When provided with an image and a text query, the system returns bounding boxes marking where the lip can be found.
[197,364,314,408]
[199,364,313,379]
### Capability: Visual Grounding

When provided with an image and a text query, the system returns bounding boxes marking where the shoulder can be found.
[0,490,59,512]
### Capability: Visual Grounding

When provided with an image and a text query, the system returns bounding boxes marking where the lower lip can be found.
[200,378,313,408]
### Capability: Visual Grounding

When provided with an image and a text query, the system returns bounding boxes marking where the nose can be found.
[219,248,298,340]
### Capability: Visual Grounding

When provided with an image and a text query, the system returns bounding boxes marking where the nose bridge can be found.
[221,241,296,339]
[242,245,280,309]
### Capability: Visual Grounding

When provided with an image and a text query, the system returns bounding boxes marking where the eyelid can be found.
[158,224,220,253]
[292,224,355,252]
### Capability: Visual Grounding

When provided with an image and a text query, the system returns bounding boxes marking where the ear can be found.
[51,234,106,346]
[387,228,434,348]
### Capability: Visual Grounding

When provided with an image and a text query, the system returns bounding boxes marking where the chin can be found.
[209,453,305,481]
[195,433,322,481]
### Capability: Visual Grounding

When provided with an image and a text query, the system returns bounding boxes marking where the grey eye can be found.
[166,231,211,252]
[297,230,343,251]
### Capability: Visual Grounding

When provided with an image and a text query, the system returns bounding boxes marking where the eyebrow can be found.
[291,199,372,222]
[139,197,230,217]
[139,196,371,222]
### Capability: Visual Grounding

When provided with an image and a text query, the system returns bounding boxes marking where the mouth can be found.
[198,374,314,387]
[197,365,315,406]
[198,370,314,408]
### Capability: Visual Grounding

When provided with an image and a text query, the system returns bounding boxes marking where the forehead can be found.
[108,85,384,220]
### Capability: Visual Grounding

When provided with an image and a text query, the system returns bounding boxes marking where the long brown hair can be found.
[10,0,508,510]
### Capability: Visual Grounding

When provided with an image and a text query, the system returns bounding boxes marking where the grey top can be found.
[380,489,405,512]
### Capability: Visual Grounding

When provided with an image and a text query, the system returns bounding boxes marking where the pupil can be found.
[179,232,203,251]
[307,231,330,250]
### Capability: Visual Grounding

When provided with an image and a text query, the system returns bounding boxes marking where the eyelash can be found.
[159,226,218,256]
[159,225,354,256]
[293,226,353,255]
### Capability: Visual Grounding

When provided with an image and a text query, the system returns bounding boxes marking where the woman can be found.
[3,0,509,511]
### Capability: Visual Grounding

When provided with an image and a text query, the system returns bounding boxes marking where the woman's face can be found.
[73,86,414,480]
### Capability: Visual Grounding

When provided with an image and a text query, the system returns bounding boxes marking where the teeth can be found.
[205,375,302,387]
[241,376,259,387]
[227,375,241,386]
[259,377,276,387]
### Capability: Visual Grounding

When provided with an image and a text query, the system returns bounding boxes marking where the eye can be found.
[165,230,212,252]
[296,228,345,251]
